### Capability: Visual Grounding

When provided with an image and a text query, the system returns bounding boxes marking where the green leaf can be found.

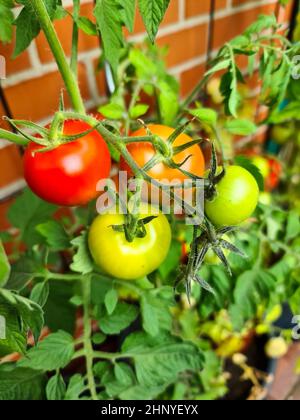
[0,289,44,345]
[0,295,27,356]
[46,373,66,401]
[104,288,118,315]
[129,104,149,119]
[189,108,218,127]
[30,282,50,308]
[129,48,157,79]
[122,332,204,387]
[36,221,70,251]
[0,366,45,400]
[98,302,138,335]
[118,0,136,32]
[6,254,45,291]
[8,189,56,247]
[138,0,170,42]
[158,80,179,126]
[99,102,125,120]
[234,156,264,191]
[94,0,124,74]
[114,362,135,386]
[269,102,300,124]
[77,16,97,36]
[141,289,173,336]
[245,14,277,36]
[229,269,276,330]
[205,59,231,76]
[71,231,94,275]
[92,332,106,345]
[19,330,74,371]
[159,240,182,280]
[286,211,300,241]
[64,374,86,400]
[0,240,10,287]
[0,1,14,43]
[13,0,63,57]
[225,119,257,136]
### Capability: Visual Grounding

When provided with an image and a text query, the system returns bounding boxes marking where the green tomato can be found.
[205,166,259,226]
[204,235,230,265]
[271,123,294,145]
[259,192,272,206]
[88,204,172,280]
[251,156,270,180]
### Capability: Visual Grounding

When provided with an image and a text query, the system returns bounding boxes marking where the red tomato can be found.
[120,124,205,182]
[24,120,111,207]
[267,157,282,191]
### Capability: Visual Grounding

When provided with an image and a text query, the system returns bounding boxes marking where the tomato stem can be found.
[70,0,80,78]
[0,129,29,146]
[31,0,85,114]
[81,276,98,401]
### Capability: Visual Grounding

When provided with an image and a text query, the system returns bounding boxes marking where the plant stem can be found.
[71,0,80,78]
[0,129,29,146]
[31,0,85,114]
[82,276,98,401]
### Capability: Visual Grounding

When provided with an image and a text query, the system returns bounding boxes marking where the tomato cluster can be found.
[23,121,261,279]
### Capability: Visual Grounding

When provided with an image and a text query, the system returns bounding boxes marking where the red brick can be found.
[185,0,227,18]
[3,63,90,121]
[180,63,206,97]
[0,30,31,76]
[213,3,278,49]
[0,145,23,189]
[0,199,14,231]
[158,24,208,68]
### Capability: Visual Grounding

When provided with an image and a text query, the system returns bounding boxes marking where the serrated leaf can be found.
[189,108,218,126]
[225,119,257,136]
[36,220,70,251]
[0,366,45,400]
[122,332,204,387]
[118,0,136,32]
[141,290,173,336]
[0,1,14,43]
[64,374,86,400]
[205,59,231,76]
[0,295,27,356]
[71,231,94,275]
[129,104,149,119]
[114,363,135,386]
[94,0,124,74]
[6,254,45,291]
[30,282,50,308]
[18,330,74,371]
[46,373,66,401]
[104,288,118,315]
[138,0,170,42]
[77,16,97,36]
[0,239,10,287]
[229,269,276,330]
[98,302,138,335]
[0,289,44,345]
[286,211,300,241]
[158,80,179,126]
[99,102,125,120]
[8,189,57,247]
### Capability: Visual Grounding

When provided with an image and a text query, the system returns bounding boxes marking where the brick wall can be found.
[0,0,295,228]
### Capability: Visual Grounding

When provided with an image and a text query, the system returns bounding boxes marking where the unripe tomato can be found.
[204,235,230,265]
[205,166,259,226]
[24,120,111,207]
[88,204,172,280]
[251,156,270,180]
[271,123,294,145]
[120,124,205,183]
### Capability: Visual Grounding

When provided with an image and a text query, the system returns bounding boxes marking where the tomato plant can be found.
[88,204,172,280]
[24,120,111,207]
